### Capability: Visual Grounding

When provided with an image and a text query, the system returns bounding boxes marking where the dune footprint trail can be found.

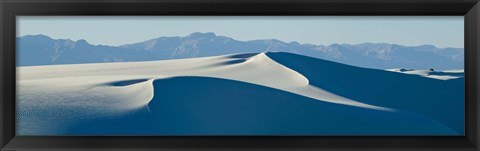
[16,52,463,135]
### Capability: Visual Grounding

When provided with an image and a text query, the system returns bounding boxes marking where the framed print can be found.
[1,0,479,150]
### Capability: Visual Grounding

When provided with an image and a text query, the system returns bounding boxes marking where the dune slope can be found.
[266,52,464,133]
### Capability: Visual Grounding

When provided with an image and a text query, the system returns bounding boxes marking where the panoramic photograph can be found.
[16,16,464,136]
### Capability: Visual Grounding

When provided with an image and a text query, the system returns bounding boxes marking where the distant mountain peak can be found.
[20,34,53,40]
[26,34,51,38]
[187,32,216,38]
[289,41,301,45]
[76,39,90,45]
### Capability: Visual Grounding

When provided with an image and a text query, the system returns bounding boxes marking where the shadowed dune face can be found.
[265,52,464,133]
[105,79,150,86]
[227,53,259,59]
[61,77,456,135]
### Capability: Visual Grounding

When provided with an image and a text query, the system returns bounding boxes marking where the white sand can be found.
[16,52,465,135]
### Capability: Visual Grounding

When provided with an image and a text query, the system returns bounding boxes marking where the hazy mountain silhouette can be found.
[17,32,463,69]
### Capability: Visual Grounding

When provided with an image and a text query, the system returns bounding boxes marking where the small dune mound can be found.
[397,68,413,72]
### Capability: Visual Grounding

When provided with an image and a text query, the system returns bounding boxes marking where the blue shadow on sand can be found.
[60,76,458,136]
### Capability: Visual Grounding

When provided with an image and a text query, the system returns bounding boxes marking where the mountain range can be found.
[17,32,464,70]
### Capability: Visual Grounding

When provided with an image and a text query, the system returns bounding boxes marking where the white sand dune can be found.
[18,52,389,111]
[16,52,464,135]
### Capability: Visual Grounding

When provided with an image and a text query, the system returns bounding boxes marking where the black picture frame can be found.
[1,0,479,150]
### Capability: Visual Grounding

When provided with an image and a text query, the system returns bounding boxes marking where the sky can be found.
[17,16,464,48]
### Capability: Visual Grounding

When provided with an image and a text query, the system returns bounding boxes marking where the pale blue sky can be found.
[17,16,464,48]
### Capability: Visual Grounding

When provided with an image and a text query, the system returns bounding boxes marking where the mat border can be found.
[1,0,479,150]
